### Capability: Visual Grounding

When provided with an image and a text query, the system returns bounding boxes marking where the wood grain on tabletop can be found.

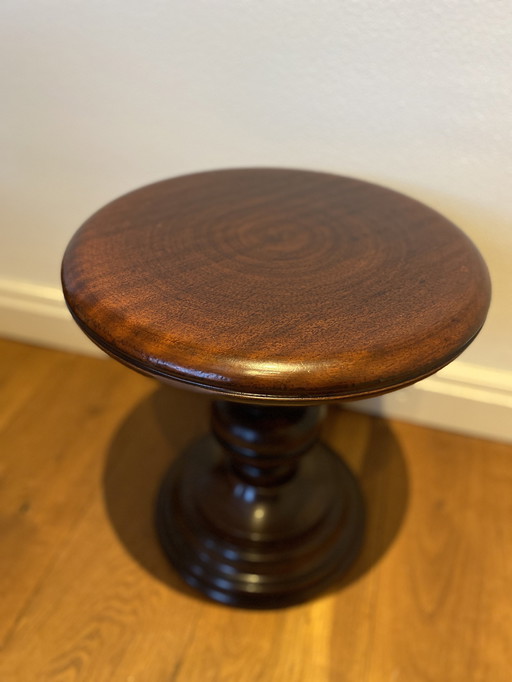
[0,338,510,681]
[61,168,490,403]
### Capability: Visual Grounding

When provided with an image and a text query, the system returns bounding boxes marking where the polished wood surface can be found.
[157,402,364,607]
[1,339,511,681]
[62,168,491,402]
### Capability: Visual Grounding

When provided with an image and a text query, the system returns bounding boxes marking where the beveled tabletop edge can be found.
[64,299,485,404]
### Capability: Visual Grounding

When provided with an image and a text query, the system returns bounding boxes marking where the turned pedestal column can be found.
[61,168,491,608]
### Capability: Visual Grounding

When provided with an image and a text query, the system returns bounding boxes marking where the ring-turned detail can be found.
[62,168,491,608]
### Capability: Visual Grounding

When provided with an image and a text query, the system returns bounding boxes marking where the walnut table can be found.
[61,168,491,608]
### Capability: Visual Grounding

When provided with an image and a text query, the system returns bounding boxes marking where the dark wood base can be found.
[156,402,364,608]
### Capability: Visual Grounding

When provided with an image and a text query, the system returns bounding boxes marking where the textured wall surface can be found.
[1,1,511,370]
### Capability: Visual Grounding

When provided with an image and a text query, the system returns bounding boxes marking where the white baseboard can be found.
[345,362,512,444]
[1,278,511,443]
[0,277,102,357]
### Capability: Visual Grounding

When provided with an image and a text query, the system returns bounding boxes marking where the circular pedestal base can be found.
[156,436,364,608]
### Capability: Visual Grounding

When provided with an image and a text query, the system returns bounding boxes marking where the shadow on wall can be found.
[102,385,409,606]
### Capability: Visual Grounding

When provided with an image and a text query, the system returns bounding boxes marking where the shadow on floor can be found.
[102,385,409,605]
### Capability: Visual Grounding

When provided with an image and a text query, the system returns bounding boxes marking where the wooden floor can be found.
[0,338,511,682]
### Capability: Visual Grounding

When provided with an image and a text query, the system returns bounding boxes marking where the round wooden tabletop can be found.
[62,168,491,403]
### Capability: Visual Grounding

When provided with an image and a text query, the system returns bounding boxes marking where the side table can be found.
[62,168,491,608]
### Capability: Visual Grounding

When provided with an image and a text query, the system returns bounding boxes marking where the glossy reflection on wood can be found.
[62,168,491,402]
[157,402,364,608]
[61,168,491,608]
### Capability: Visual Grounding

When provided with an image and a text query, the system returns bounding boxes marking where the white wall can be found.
[1,2,511,438]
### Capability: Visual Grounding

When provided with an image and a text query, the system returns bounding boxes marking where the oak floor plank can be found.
[0,338,511,681]
[0,343,153,648]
